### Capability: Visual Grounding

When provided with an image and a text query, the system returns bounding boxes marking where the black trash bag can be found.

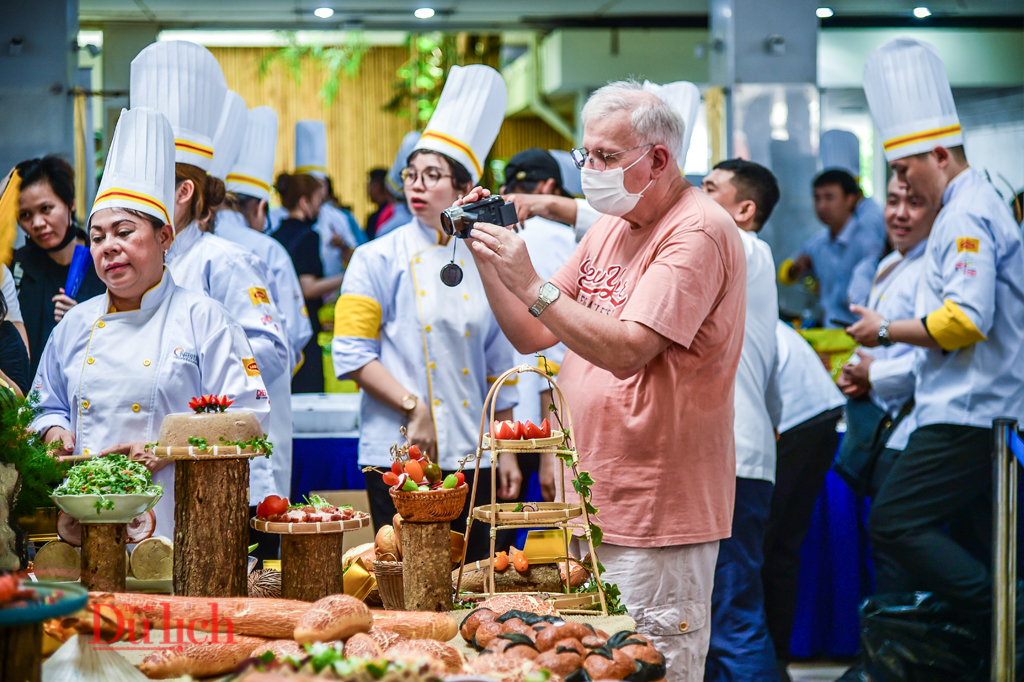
[856,592,985,682]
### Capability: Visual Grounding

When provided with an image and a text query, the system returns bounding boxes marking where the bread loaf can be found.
[343,632,382,658]
[130,536,172,580]
[293,594,373,644]
[386,638,465,672]
[33,541,81,581]
[369,609,458,641]
[343,543,376,570]
[375,526,400,561]
[250,639,306,659]
[479,594,559,617]
[139,635,269,678]
[465,653,550,682]
[367,626,406,651]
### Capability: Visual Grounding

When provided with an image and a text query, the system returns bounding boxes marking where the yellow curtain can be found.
[705,86,726,168]
[73,89,88,224]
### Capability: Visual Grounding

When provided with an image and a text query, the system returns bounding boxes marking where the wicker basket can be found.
[374,560,404,610]
[389,483,468,523]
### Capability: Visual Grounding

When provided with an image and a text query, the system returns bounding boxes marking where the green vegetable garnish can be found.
[53,454,163,514]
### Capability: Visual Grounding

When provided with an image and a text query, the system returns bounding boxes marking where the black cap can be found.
[504,148,562,189]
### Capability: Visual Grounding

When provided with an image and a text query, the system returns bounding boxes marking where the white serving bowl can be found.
[50,493,162,524]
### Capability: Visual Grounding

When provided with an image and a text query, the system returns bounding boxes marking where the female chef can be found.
[332,65,520,562]
[31,107,269,540]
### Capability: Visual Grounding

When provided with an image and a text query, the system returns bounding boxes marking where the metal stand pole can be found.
[992,417,1017,682]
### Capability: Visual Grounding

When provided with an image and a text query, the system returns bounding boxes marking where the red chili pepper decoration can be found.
[189,395,235,413]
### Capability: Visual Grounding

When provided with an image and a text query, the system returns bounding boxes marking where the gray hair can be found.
[580,80,684,164]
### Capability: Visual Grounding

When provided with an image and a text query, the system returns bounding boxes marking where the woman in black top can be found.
[0,290,29,397]
[12,156,104,377]
[271,173,345,393]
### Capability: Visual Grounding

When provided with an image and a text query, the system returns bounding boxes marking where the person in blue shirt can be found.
[779,170,885,327]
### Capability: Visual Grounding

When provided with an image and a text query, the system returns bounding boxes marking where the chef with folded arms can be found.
[130,41,291,511]
[847,38,1024,638]
[31,107,270,541]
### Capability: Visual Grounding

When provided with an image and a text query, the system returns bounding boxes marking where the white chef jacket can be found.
[512,216,577,425]
[1,264,22,323]
[774,321,845,434]
[30,269,270,540]
[164,222,291,502]
[332,218,519,471]
[855,196,887,250]
[215,209,313,371]
[734,229,780,482]
[270,204,358,278]
[909,168,1024,430]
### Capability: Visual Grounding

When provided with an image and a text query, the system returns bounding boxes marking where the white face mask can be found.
[580,146,655,217]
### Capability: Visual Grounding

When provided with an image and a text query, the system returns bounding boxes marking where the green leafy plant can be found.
[0,390,68,517]
[187,436,208,451]
[258,32,368,106]
[383,34,456,128]
[219,435,274,458]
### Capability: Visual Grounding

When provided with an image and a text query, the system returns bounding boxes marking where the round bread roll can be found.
[386,638,465,672]
[584,646,636,680]
[344,632,382,658]
[466,653,550,682]
[479,594,558,617]
[293,594,373,644]
[392,514,402,554]
[131,536,173,580]
[375,526,400,562]
[250,639,306,659]
[343,542,376,571]
[33,541,81,581]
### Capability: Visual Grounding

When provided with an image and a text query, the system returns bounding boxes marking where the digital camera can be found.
[440,195,518,239]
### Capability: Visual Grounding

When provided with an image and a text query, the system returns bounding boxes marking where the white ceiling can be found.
[79,0,1023,29]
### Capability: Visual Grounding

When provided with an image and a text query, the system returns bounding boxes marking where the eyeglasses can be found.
[570,143,653,171]
[401,167,452,189]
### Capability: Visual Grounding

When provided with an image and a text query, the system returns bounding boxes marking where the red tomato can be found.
[539,419,552,438]
[391,461,403,476]
[510,421,526,440]
[408,445,423,461]
[523,420,544,439]
[456,472,466,486]
[255,501,268,517]
[262,495,288,516]
[382,471,399,486]
[405,459,424,483]
[493,421,515,440]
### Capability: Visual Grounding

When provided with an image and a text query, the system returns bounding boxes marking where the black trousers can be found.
[762,407,842,664]
[363,468,516,564]
[869,423,993,619]
[868,447,915,594]
[248,505,282,562]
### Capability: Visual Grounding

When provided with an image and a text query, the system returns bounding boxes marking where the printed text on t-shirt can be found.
[576,258,630,315]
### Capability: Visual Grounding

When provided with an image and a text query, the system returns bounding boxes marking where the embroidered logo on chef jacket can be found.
[256,389,268,400]
[247,287,271,305]
[956,237,980,253]
[243,357,261,376]
[260,314,274,325]
[172,347,200,367]
[955,257,977,278]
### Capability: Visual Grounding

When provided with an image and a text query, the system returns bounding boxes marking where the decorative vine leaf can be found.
[257,31,367,107]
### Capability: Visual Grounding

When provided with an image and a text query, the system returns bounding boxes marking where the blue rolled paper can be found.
[64,245,91,300]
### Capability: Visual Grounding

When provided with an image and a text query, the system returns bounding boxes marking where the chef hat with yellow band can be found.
[863,38,962,162]
[820,129,861,179]
[226,107,278,203]
[295,120,328,178]
[642,80,701,170]
[130,40,228,172]
[414,65,507,186]
[90,108,175,227]
[209,90,249,181]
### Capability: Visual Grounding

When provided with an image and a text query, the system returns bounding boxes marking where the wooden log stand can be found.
[80,522,126,592]
[0,623,42,682]
[401,521,451,612]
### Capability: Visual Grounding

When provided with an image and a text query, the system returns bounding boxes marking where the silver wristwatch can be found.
[529,282,561,317]
[877,319,894,347]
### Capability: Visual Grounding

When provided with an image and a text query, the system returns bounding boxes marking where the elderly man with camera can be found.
[459,81,748,682]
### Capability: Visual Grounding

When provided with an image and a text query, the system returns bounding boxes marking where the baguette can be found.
[88,592,310,639]
[138,634,269,679]
[293,594,373,644]
[369,609,458,641]
[386,638,465,672]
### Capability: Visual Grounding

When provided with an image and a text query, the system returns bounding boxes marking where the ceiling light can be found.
[913,6,931,18]
[314,7,334,19]
[816,7,833,18]
[414,7,435,19]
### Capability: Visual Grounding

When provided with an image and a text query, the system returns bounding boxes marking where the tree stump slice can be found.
[0,623,41,682]
[461,564,562,594]
[80,523,126,592]
[401,521,451,612]
[280,533,345,602]
[173,459,248,597]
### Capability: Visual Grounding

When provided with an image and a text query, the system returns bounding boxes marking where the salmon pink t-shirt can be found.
[550,185,747,547]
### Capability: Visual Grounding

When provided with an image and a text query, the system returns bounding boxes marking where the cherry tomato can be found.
[513,552,530,572]
[408,445,423,461]
[391,461,404,476]
[262,495,288,516]
[510,421,526,440]
[256,501,268,517]
[382,471,399,486]
[423,461,442,485]
[523,420,544,439]
[405,459,424,483]
[493,551,509,571]
[456,472,466,486]
[493,421,515,440]
[539,419,552,438]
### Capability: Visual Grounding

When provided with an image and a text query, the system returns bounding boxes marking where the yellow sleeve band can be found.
[778,258,798,286]
[537,356,561,376]
[488,375,519,386]
[334,294,383,340]
[925,299,988,351]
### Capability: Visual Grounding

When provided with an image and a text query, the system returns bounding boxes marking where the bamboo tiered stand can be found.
[455,365,607,615]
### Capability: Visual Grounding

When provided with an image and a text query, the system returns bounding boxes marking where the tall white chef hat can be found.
[90,108,175,227]
[295,120,328,178]
[549,150,582,198]
[385,131,422,198]
[130,40,228,172]
[820,129,861,179]
[226,106,278,202]
[414,65,507,185]
[209,90,249,181]
[863,38,961,162]
[642,80,701,170]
